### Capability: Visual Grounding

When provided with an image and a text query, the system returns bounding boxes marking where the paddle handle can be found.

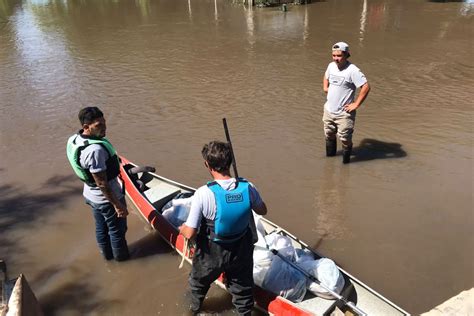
[223,118,239,178]
[270,249,367,316]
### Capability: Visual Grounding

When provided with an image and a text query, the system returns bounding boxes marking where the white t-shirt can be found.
[324,62,367,114]
[184,178,264,229]
[79,144,124,204]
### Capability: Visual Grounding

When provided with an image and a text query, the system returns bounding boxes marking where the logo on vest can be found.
[225,193,243,203]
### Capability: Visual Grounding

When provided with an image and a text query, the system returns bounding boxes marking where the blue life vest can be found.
[205,178,251,243]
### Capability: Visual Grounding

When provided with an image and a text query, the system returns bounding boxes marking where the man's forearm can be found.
[355,83,370,107]
[98,183,122,206]
[92,172,123,206]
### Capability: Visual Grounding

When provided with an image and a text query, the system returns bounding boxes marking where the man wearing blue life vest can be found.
[179,141,267,315]
[66,107,130,261]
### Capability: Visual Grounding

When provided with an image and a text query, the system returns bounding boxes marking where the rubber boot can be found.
[342,146,352,164]
[325,139,337,157]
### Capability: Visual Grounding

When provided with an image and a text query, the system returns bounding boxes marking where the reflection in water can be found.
[0,1,12,20]
[313,160,353,243]
[368,2,386,31]
[359,0,367,44]
[245,5,255,49]
[303,4,308,42]
[438,21,450,39]
[136,0,150,19]
[29,0,49,6]
[188,0,192,21]
[460,0,473,16]
[214,0,218,22]
[11,4,75,113]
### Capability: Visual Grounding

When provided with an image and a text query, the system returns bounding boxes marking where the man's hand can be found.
[114,202,129,218]
[344,102,359,113]
[345,83,370,113]
[179,224,197,240]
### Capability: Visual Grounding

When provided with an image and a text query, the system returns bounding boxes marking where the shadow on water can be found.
[200,291,235,314]
[129,230,174,259]
[349,138,407,163]
[37,268,121,314]
[0,174,78,257]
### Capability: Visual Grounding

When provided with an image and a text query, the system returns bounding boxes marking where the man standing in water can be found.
[66,107,130,261]
[323,42,370,163]
[179,141,267,315]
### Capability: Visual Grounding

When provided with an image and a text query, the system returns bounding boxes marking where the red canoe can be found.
[119,156,409,316]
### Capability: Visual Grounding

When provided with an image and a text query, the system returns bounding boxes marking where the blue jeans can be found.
[85,198,129,261]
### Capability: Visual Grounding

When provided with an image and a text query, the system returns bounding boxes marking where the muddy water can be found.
[0,0,473,314]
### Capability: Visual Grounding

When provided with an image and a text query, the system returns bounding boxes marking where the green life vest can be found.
[66,133,120,186]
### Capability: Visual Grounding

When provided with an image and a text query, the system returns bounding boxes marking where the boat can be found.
[119,156,410,315]
[1,261,43,316]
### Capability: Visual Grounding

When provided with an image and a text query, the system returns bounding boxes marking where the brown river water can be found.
[0,0,473,314]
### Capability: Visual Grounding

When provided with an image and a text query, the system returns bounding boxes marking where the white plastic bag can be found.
[297,258,345,299]
[295,248,314,264]
[162,197,193,227]
[253,213,268,249]
[265,233,296,261]
[262,255,307,302]
[252,214,273,287]
[253,245,273,287]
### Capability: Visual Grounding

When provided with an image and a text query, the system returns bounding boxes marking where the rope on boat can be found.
[179,238,189,269]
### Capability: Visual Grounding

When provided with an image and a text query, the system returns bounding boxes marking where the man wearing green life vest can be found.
[66,107,129,261]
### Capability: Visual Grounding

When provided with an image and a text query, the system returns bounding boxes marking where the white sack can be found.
[297,258,345,299]
[252,214,273,287]
[162,197,193,227]
[253,213,268,249]
[264,233,295,261]
[295,248,314,264]
[262,255,307,302]
[253,245,273,287]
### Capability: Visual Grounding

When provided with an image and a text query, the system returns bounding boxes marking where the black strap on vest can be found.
[75,133,120,187]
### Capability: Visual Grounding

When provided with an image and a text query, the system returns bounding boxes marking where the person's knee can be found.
[324,128,337,140]
[339,130,353,146]
[341,139,353,148]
